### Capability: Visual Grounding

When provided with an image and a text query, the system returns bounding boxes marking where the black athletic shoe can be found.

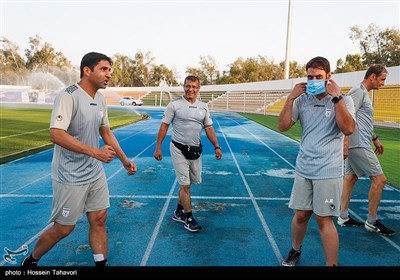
[365,220,396,236]
[184,216,202,232]
[172,210,186,224]
[282,248,301,267]
[21,256,38,267]
[337,216,363,227]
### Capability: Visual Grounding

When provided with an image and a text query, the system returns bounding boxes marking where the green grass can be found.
[0,104,148,164]
[239,113,400,188]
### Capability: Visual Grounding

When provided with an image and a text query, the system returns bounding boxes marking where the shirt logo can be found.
[325,108,332,117]
[56,115,63,121]
[65,84,78,94]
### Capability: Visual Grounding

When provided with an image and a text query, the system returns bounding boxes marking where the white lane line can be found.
[1,174,51,197]
[3,194,399,205]
[216,119,284,264]
[0,223,53,266]
[0,128,49,139]
[140,178,178,266]
[233,116,400,253]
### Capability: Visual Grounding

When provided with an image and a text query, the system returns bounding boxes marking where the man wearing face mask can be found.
[278,56,356,266]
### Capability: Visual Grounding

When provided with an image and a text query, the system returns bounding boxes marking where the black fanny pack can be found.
[172,140,203,160]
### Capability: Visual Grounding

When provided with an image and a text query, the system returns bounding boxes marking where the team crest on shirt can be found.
[62,207,70,217]
[325,108,332,117]
[56,115,63,121]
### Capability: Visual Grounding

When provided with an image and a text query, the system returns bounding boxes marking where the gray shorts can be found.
[49,173,110,225]
[170,142,202,185]
[288,174,342,217]
[345,147,383,177]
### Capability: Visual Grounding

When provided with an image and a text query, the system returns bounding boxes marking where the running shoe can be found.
[282,248,301,267]
[365,220,395,236]
[337,216,363,227]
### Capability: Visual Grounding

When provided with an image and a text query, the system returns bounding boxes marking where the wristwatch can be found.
[331,95,343,104]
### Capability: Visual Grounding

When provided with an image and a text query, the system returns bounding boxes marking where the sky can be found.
[1,0,399,80]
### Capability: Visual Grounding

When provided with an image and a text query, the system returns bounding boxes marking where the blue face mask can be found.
[306,79,326,95]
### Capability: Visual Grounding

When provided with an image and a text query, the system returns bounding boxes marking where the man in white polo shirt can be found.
[338,64,395,236]
[22,52,137,267]
[154,75,222,233]
[278,56,356,266]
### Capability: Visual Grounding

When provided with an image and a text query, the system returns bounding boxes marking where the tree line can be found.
[1,24,399,90]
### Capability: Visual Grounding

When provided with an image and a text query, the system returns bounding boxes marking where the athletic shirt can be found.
[50,83,109,185]
[291,94,355,179]
[348,83,374,149]
[162,96,213,146]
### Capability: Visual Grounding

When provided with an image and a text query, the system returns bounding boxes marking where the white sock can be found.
[93,254,105,262]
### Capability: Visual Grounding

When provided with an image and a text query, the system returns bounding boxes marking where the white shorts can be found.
[288,174,342,217]
[345,147,383,177]
[170,142,202,186]
[49,173,110,225]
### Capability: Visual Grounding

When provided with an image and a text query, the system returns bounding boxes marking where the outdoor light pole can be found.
[284,0,293,80]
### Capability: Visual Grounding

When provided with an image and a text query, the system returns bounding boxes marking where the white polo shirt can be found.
[50,83,109,185]
[162,96,212,146]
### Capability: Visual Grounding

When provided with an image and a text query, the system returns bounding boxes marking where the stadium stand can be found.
[2,66,399,126]
[264,85,400,124]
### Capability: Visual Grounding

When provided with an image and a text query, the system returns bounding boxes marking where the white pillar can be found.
[284,0,293,80]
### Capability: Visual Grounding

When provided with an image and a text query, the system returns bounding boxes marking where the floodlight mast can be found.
[284,0,293,80]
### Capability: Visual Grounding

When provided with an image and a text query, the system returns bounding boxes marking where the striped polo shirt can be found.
[347,83,374,149]
[291,94,355,179]
[50,83,109,185]
[162,96,212,146]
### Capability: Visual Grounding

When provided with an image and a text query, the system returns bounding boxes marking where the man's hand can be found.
[215,148,222,160]
[374,139,384,155]
[326,79,341,96]
[154,149,162,161]
[124,160,137,175]
[96,145,116,163]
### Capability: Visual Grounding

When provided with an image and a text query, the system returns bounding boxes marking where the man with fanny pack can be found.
[154,75,222,232]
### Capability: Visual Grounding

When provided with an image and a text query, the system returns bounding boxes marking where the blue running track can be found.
[1,108,399,273]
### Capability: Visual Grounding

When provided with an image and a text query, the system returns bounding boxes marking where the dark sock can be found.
[176,204,184,212]
[95,259,108,267]
[186,211,193,218]
[21,254,39,267]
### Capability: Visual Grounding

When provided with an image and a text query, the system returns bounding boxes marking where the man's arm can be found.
[100,127,137,175]
[343,135,349,159]
[205,125,222,160]
[372,134,384,155]
[278,82,305,132]
[153,122,169,161]
[50,128,116,163]
[333,99,355,136]
[327,80,355,136]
